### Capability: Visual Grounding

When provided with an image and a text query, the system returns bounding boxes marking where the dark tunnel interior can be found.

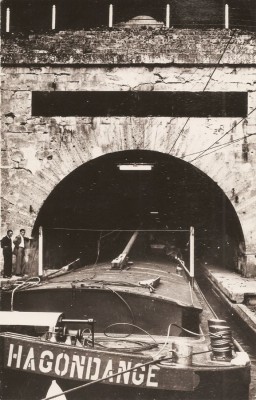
[33,150,244,269]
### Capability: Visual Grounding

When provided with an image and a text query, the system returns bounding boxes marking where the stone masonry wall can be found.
[1,29,256,274]
[2,29,256,65]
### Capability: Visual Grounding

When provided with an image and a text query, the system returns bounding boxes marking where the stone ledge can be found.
[234,304,256,334]
[2,28,256,65]
[203,264,256,303]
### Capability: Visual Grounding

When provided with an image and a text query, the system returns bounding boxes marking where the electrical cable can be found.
[168,29,236,154]
[169,117,190,153]
[181,132,256,160]
[48,228,190,232]
[204,31,236,91]
[188,133,256,161]
[191,106,256,162]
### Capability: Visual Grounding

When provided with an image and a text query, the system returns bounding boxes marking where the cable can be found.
[92,337,157,353]
[10,277,41,311]
[181,132,256,160]
[104,286,135,326]
[153,323,172,358]
[168,30,236,154]
[104,322,158,343]
[191,106,256,163]
[204,31,236,91]
[83,279,140,288]
[47,228,190,232]
[169,117,190,154]
[173,323,204,337]
[41,356,169,400]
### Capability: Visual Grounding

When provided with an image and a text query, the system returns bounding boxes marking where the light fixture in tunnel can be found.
[118,163,153,171]
[150,211,159,214]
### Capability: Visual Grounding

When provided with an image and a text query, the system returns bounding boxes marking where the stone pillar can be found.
[243,252,256,277]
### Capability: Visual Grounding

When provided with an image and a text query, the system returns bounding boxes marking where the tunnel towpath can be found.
[201,263,256,335]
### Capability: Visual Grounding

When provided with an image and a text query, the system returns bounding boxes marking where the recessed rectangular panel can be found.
[32,91,248,117]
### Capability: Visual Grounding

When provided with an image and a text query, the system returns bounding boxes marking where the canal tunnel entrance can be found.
[33,150,244,270]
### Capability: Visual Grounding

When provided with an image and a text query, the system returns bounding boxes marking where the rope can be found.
[104,286,135,327]
[92,337,157,353]
[10,277,41,311]
[153,323,172,358]
[104,322,158,343]
[41,357,169,400]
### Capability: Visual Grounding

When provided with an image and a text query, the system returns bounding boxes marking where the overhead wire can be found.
[46,228,190,232]
[190,106,256,163]
[181,132,256,160]
[190,133,256,161]
[168,30,237,155]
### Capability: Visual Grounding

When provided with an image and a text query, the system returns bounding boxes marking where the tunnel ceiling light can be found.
[150,211,159,214]
[118,163,153,171]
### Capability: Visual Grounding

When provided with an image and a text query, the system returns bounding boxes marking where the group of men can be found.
[1,229,30,278]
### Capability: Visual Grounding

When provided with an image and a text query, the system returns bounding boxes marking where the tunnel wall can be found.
[1,29,256,275]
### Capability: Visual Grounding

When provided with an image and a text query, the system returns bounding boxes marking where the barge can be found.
[0,230,251,400]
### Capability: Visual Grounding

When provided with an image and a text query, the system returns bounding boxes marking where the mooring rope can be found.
[41,356,170,400]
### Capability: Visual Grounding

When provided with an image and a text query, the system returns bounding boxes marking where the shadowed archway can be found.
[33,150,244,269]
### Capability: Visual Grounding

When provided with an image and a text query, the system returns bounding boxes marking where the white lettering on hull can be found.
[23,347,36,371]
[39,350,54,373]
[6,343,160,388]
[70,355,86,379]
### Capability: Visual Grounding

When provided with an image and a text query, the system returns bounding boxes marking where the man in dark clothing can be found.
[1,230,13,278]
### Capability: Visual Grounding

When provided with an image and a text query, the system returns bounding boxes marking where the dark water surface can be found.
[196,270,256,400]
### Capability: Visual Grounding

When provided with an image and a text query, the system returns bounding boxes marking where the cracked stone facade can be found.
[1,29,256,275]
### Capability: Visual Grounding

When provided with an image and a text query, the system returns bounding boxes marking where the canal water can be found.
[196,270,256,400]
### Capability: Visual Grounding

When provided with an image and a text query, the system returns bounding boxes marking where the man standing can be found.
[13,229,30,276]
[1,230,13,278]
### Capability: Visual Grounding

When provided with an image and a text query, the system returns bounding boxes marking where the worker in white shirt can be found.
[13,229,30,276]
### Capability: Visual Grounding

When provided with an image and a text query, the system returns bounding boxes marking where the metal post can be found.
[6,8,10,33]
[52,4,56,30]
[189,226,194,288]
[109,4,113,28]
[166,4,170,28]
[38,226,43,276]
[225,4,229,29]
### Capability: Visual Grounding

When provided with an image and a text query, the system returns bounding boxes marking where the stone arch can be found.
[31,149,245,272]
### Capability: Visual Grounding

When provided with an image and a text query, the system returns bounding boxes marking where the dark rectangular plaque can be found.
[32,91,248,117]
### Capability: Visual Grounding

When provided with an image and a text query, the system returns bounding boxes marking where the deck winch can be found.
[208,319,233,360]
[0,311,96,347]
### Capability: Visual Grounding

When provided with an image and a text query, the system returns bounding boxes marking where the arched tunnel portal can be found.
[33,150,244,271]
